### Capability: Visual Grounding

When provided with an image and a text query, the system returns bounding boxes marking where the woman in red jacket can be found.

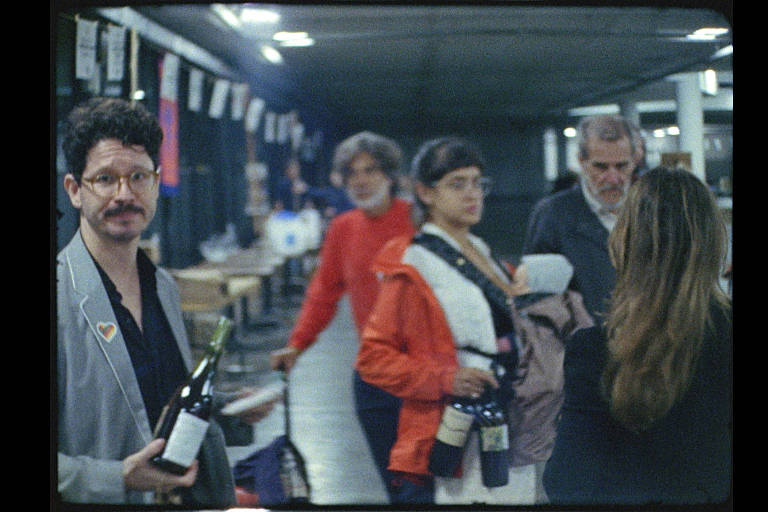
[356,137,535,504]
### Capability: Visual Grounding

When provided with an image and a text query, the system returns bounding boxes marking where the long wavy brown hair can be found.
[602,167,731,432]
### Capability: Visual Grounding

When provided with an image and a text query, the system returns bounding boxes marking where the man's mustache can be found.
[104,204,145,217]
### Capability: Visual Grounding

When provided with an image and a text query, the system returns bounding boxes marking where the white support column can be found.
[543,127,558,182]
[674,73,707,182]
[620,100,641,128]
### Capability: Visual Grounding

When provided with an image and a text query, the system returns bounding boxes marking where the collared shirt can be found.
[93,249,188,429]
[579,178,618,232]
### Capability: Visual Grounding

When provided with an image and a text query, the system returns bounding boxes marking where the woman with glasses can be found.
[355,137,535,504]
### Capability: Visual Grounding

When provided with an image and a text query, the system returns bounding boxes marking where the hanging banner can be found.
[209,79,230,119]
[231,83,249,121]
[159,53,180,197]
[277,113,290,145]
[245,97,266,133]
[106,24,126,82]
[188,67,204,112]
[76,18,98,79]
[264,111,277,143]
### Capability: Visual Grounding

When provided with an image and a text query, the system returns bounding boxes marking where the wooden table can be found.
[172,245,282,314]
[171,246,284,372]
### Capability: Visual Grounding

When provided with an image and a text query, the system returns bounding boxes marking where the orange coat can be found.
[355,235,460,477]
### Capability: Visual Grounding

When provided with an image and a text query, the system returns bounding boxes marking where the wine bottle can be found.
[428,396,477,477]
[151,316,233,475]
[476,388,510,488]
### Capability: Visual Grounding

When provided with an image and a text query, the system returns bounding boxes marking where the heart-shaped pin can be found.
[97,322,117,342]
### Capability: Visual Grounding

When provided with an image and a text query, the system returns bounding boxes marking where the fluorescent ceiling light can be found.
[260,45,284,64]
[241,7,280,24]
[274,31,315,47]
[273,31,309,41]
[712,45,733,59]
[567,104,619,117]
[280,38,315,47]
[686,27,729,41]
[211,4,241,28]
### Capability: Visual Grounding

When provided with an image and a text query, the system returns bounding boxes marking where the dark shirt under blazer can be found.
[57,230,235,506]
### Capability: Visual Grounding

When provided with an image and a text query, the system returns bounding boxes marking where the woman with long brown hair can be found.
[543,167,732,505]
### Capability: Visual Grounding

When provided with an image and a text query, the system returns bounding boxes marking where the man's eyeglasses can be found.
[434,176,493,197]
[81,170,160,198]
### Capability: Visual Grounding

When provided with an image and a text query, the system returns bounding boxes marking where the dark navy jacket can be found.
[543,306,732,505]
[522,184,614,322]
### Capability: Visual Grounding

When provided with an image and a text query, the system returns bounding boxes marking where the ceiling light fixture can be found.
[241,7,280,24]
[260,45,284,64]
[712,44,733,59]
[274,31,315,47]
[280,38,315,47]
[686,27,729,41]
[211,4,241,29]
[273,31,308,41]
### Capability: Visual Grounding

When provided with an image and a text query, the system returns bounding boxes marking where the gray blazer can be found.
[56,230,235,506]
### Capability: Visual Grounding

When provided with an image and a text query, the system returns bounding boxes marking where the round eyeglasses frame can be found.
[432,175,493,197]
[80,169,161,198]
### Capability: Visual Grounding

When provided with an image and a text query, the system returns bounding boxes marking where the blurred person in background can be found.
[273,157,309,212]
[270,131,415,503]
[522,114,643,322]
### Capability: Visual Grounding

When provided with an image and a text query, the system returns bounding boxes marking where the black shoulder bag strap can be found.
[411,233,518,388]
[412,232,514,331]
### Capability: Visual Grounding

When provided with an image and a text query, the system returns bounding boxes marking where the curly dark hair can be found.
[62,97,164,181]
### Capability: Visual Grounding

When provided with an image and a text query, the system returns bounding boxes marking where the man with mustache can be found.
[522,115,641,322]
[57,97,274,507]
[270,131,415,503]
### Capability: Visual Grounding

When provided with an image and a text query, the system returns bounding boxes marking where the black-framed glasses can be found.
[81,169,160,198]
[434,176,493,197]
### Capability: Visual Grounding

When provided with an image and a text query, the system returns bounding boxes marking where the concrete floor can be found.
[216,294,389,506]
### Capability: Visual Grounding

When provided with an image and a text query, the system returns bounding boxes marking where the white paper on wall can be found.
[291,123,305,151]
[264,111,277,143]
[188,68,204,112]
[277,114,290,144]
[76,18,98,79]
[209,79,230,119]
[231,83,249,121]
[245,97,266,133]
[160,53,180,101]
[106,25,126,82]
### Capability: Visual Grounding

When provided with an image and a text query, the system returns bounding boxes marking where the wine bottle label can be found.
[435,407,475,447]
[480,424,509,452]
[161,411,210,468]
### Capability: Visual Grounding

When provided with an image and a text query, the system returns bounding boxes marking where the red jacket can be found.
[355,235,460,476]
[289,199,414,350]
